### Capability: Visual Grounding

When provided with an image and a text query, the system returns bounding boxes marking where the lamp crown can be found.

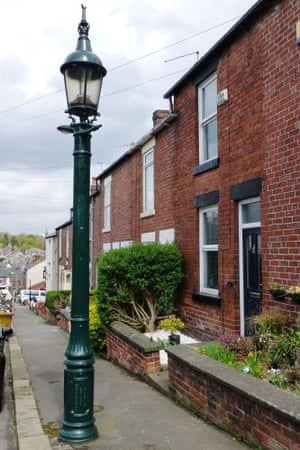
[60,5,107,120]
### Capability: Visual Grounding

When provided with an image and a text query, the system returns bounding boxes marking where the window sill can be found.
[192,292,221,306]
[192,157,219,176]
[140,209,155,219]
[102,228,111,233]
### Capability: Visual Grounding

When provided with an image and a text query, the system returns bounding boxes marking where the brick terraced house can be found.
[48,0,300,339]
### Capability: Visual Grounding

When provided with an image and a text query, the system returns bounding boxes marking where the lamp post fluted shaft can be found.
[58,5,106,443]
[59,123,97,443]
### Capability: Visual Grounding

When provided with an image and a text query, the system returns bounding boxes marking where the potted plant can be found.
[287,285,300,303]
[158,317,185,345]
[269,282,287,300]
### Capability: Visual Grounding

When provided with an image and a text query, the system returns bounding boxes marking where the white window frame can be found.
[140,139,155,217]
[103,175,112,232]
[198,74,218,163]
[199,205,218,296]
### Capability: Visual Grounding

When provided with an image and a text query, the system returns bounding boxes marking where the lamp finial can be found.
[81,4,87,20]
[78,5,89,37]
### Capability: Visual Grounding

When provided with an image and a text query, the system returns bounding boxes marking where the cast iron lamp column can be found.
[58,5,106,443]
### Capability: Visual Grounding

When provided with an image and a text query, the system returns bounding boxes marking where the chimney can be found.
[90,177,98,195]
[152,109,169,127]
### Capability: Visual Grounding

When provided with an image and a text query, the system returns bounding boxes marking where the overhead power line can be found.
[0,15,239,118]
[0,90,62,116]
[0,69,187,129]
[109,17,239,71]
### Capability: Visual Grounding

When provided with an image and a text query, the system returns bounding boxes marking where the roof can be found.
[96,112,177,181]
[164,0,281,98]
[55,219,72,231]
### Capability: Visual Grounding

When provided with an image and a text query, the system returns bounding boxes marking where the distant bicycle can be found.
[0,327,13,412]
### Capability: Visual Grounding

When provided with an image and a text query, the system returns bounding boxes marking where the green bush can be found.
[253,309,294,336]
[45,290,71,313]
[97,242,184,335]
[266,330,300,367]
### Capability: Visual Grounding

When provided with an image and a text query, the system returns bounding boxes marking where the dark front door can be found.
[243,227,262,336]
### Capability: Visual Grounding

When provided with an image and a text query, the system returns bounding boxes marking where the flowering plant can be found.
[287,285,300,297]
[269,283,286,294]
[269,283,287,300]
[158,317,185,333]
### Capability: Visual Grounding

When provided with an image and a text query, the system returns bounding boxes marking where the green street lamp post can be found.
[58,5,106,443]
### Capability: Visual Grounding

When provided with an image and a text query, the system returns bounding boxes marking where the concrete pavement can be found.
[10,306,251,449]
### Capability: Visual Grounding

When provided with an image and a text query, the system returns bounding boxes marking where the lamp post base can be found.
[59,364,98,444]
[59,421,98,444]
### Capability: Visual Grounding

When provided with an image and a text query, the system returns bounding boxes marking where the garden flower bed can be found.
[193,310,300,396]
[194,338,300,396]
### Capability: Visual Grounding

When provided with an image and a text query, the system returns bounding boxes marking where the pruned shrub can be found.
[97,242,184,336]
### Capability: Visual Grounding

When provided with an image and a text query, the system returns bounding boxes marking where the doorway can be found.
[239,199,262,336]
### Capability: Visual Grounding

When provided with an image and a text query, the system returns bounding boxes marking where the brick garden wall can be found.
[106,322,300,450]
[106,321,161,376]
[167,345,300,450]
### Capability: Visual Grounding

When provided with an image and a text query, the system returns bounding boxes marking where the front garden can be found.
[195,310,300,396]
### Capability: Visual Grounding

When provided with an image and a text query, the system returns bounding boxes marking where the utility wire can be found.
[0,109,62,129]
[109,17,239,72]
[103,68,186,97]
[0,16,239,118]
[0,90,62,116]
[0,69,186,129]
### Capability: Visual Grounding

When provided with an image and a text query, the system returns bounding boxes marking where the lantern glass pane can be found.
[64,64,103,114]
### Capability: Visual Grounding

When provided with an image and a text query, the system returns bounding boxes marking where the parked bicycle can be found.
[0,327,13,412]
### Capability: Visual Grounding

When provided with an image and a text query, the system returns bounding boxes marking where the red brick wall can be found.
[171,0,300,338]
[262,0,300,291]
[91,0,300,340]
[58,223,72,272]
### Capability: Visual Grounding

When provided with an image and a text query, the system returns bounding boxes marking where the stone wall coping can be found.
[109,321,160,353]
[57,306,71,321]
[167,344,300,423]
